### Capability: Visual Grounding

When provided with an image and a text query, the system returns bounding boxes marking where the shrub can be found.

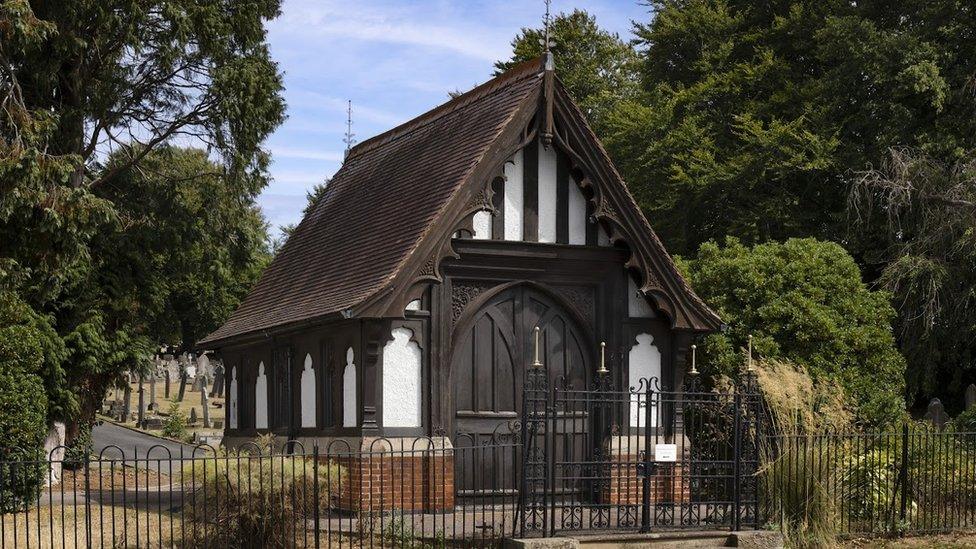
[955,408,976,433]
[180,446,344,548]
[161,404,188,440]
[679,237,907,425]
[0,294,51,511]
[62,422,93,471]
[0,364,48,511]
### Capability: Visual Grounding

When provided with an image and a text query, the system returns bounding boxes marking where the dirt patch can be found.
[844,532,976,548]
[58,465,171,490]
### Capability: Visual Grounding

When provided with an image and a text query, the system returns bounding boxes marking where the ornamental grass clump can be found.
[180,441,344,548]
[757,359,851,548]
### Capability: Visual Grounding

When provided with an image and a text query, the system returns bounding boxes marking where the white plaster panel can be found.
[382,327,422,428]
[255,362,269,429]
[405,299,422,312]
[568,177,587,245]
[629,333,662,428]
[229,367,239,429]
[472,210,491,240]
[342,348,357,427]
[538,142,558,243]
[628,275,657,318]
[300,353,316,428]
[503,150,524,241]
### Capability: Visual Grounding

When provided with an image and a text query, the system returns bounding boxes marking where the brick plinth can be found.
[601,457,690,505]
[601,435,691,505]
[335,438,455,513]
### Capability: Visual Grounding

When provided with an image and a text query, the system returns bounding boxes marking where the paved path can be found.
[91,422,207,470]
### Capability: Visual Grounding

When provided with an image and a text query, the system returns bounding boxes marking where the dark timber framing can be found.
[202,56,720,447]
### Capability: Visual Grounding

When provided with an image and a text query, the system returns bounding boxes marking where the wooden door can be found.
[451,285,591,495]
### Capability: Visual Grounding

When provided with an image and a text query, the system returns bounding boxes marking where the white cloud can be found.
[271,0,512,62]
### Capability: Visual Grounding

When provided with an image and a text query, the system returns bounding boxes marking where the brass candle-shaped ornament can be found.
[747,334,754,372]
[532,326,543,368]
[689,344,698,375]
[597,341,609,375]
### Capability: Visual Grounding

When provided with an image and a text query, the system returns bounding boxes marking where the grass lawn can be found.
[106,379,224,440]
[2,503,179,548]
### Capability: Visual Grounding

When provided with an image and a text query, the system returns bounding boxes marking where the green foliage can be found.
[272,178,329,253]
[610,0,976,257]
[161,404,188,441]
[852,149,976,405]
[61,421,92,471]
[955,408,976,433]
[682,238,906,425]
[93,146,271,350]
[0,292,50,511]
[1,0,283,432]
[495,9,638,135]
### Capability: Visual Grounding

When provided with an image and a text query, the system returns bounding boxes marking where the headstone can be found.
[201,383,211,428]
[137,385,146,427]
[148,373,157,411]
[43,422,66,487]
[122,382,132,421]
[189,406,198,426]
[924,398,950,429]
[210,363,224,398]
[966,384,976,411]
[164,369,171,399]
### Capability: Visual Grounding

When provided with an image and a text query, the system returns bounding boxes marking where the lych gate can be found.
[200,53,731,533]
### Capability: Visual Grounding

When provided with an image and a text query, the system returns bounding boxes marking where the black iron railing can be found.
[761,426,976,537]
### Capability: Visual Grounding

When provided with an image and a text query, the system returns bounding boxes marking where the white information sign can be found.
[655,443,677,463]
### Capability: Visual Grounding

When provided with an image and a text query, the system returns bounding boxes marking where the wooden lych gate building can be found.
[199,55,722,510]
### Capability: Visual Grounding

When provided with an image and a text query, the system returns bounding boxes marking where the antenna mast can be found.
[343,100,356,159]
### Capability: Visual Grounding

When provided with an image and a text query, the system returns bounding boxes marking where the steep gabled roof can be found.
[199,60,543,347]
[201,58,721,348]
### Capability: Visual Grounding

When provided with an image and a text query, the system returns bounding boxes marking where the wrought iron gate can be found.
[517,365,764,537]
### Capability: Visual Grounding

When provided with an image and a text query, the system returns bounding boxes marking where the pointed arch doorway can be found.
[450,283,594,495]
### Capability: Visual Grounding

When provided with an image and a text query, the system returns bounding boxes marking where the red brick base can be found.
[335,452,455,513]
[602,456,690,505]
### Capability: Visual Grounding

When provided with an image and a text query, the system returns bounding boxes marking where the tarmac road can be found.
[91,422,209,470]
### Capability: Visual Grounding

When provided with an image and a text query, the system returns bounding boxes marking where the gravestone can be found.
[966,384,976,411]
[210,363,224,398]
[924,398,950,429]
[164,369,171,399]
[148,373,157,411]
[137,385,146,427]
[189,407,198,426]
[201,384,211,428]
[122,382,132,420]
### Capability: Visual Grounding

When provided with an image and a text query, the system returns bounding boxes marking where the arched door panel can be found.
[451,284,592,496]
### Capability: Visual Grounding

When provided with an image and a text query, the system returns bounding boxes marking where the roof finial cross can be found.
[343,100,356,159]
[543,0,552,53]
[541,0,555,69]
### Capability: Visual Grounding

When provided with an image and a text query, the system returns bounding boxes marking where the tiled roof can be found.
[199,60,543,346]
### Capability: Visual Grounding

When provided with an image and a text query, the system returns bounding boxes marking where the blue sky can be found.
[261,0,650,234]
